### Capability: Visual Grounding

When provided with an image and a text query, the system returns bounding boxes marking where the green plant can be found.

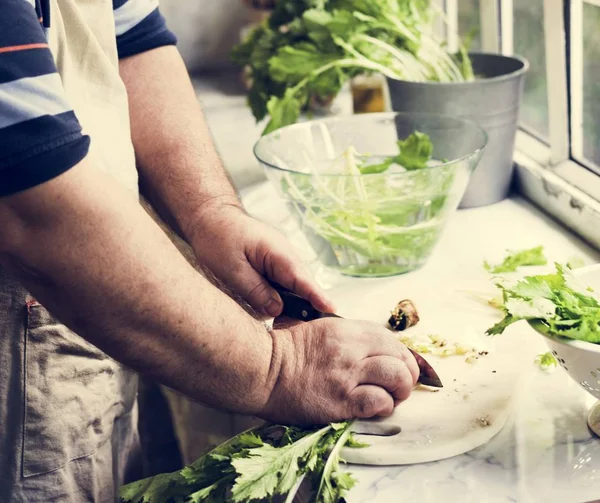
[119,421,366,503]
[232,0,474,135]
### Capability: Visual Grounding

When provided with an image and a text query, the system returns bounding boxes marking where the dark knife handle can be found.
[271,282,327,321]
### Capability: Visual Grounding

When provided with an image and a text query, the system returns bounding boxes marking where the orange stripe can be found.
[0,43,49,54]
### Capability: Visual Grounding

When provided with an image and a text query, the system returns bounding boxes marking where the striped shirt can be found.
[0,0,177,197]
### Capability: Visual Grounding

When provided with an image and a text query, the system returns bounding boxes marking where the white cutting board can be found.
[327,275,543,466]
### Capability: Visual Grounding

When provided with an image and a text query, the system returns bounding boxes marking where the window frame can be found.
[449,0,600,251]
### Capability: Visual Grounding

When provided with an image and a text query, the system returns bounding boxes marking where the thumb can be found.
[229,264,284,318]
[253,245,336,314]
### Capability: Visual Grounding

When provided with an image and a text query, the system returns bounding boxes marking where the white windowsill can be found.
[514,129,600,253]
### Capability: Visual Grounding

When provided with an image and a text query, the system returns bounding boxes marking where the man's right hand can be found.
[259,317,420,425]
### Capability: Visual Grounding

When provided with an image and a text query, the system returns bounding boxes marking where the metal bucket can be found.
[386,53,529,208]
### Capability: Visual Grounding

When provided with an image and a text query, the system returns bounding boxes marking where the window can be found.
[575,1,600,169]
[458,0,481,51]
[441,0,600,251]
[513,0,549,139]
[455,0,550,140]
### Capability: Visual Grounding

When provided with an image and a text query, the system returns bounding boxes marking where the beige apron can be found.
[0,1,142,501]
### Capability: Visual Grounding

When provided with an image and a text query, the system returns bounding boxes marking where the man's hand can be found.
[259,317,419,425]
[189,204,335,318]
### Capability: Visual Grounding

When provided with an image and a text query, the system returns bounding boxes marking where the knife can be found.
[271,283,443,388]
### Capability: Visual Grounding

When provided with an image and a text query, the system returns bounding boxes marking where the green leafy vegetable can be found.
[483,245,547,274]
[313,423,356,503]
[535,351,558,370]
[277,130,456,276]
[486,262,600,344]
[232,0,474,134]
[358,131,433,173]
[119,422,366,503]
[230,426,330,501]
[395,130,434,170]
[118,472,192,503]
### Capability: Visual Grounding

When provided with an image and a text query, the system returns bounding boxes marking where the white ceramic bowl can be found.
[528,264,600,436]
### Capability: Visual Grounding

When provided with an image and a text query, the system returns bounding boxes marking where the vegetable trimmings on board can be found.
[388,299,420,331]
[395,332,489,364]
[385,295,489,362]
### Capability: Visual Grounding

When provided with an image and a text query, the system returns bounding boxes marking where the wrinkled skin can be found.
[260,316,420,425]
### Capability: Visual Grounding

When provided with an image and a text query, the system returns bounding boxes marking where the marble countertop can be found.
[192,72,600,503]
[242,182,600,503]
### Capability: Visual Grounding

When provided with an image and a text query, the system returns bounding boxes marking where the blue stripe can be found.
[0,0,48,47]
[112,0,128,9]
[0,134,90,197]
[116,8,177,59]
[113,0,158,36]
[0,48,56,85]
[0,111,82,163]
[0,73,71,129]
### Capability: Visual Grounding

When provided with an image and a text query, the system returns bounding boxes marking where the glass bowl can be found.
[253,112,487,277]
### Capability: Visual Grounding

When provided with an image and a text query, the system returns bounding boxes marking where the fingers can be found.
[363,327,419,385]
[227,265,284,318]
[258,243,336,314]
[347,385,395,419]
[358,356,415,402]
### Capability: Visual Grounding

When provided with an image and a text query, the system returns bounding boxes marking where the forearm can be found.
[0,161,277,413]
[119,46,241,244]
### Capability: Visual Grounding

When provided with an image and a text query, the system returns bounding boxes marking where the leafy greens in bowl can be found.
[253,112,487,277]
[487,263,600,345]
[487,262,600,434]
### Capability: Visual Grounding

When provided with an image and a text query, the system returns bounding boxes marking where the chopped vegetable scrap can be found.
[483,245,547,274]
[388,299,420,331]
[535,351,558,370]
[396,332,488,364]
[385,297,489,363]
[486,262,600,344]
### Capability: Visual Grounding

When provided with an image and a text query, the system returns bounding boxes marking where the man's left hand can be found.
[188,205,335,318]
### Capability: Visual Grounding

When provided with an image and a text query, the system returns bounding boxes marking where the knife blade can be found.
[272,283,443,388]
